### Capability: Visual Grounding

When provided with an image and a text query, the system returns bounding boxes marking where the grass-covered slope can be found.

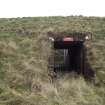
[0,16,105,105]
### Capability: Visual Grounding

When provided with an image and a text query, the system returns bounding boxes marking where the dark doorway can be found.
[54,41,84,74]
[48,32,94,80]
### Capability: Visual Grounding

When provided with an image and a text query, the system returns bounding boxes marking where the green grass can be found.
[0,16,105,105]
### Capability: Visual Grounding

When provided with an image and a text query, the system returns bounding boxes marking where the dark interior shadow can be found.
[52,41,95,80]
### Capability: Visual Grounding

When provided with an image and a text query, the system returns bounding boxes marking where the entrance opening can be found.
[54,41,84,74]
[48,31,94,79]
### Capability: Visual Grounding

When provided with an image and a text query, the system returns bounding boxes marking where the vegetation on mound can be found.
[0,16,105,105]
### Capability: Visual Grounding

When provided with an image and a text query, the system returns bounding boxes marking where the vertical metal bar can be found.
[64,49,66,68]
[64,49,68,66]
[82,45,85,75]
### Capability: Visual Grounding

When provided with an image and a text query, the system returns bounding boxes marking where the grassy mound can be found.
[0,16,105,105]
